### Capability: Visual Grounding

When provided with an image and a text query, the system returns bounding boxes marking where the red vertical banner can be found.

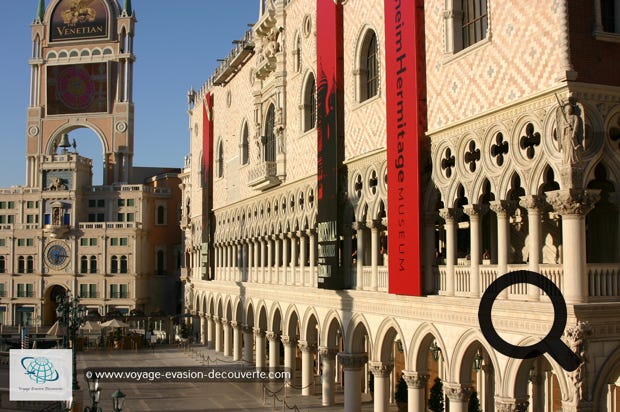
[385,0,426,295]
[202,93,215,280]
[316,0,345,289]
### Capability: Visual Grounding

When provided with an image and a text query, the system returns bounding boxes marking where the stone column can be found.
[266,236,273,284]
[298,231,307,285]
[402,371,429,412]
[200,315,207,345]
[439,208,461,296]
[369,361,393,412]
[546,189,600,303]
[248,241,254,282]
[319,347,337,406]
[520,195,545,300]
[463,204,487,297]
[299,340,316,396]
[206,315,215,349]
[254,328,266,369]
[282,234,290,284]
[308,229,316,287]
[281,335,297,378]
[528,366,545,412]
[289,232,298,285]
[242,325,253,363]
[253,239,260,283]
[353,222,365,289]
[222,319,232,357]
[214,317,222,352]
[444,383,473,412]
[231,321,242,361]
[338,352,367,412]
[490,200,516,298]
[267,332,280,368]
[273,234,281,284]
[368,219,383,291]
[232,242,238,281]
[258,238,265,283]
[227,242,233,281]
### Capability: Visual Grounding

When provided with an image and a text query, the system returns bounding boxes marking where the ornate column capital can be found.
[546,189,600,216]
[438,207,462,222]
[265,331,279,342]
[230,320,239,329]
[489,200,517,217]
[280,335,297,346]
[221,318,229,326]
[298,340,316,353]
[401,371,429,389]
[253,327,264,337]
[318,346,338,359]
[368,361,394,378]
[352,221,367,231]
[495,397,530,412]
[241,324,253,334]
[367,219,385,230]
[337,352,368,370]
[305,228,316,236]
[463,204,489,218]
[444,382,473,402]
[519,194,547,211]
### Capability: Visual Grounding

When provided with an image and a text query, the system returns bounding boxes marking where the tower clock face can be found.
[57,66,96,110]
[45,241,70,270]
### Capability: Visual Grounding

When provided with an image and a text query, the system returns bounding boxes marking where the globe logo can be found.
[20,357,60,384]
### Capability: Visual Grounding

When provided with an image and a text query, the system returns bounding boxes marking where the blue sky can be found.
[0,1,258,187]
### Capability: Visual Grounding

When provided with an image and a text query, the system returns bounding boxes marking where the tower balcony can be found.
[248,161,280,190]
[44,224,70,239]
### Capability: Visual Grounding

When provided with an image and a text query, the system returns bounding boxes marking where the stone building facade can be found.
[0,0,183,327]
[182,1,620,411]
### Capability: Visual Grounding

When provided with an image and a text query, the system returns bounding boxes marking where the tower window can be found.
[264,105,276,162]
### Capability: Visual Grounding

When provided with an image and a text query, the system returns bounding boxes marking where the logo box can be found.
[10,349,72,401]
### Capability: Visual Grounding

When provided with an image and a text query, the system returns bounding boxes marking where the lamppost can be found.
[56,292,87,390]
[84,377,102,412]
[111,389,126,412]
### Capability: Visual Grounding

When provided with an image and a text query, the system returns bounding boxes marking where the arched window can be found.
[26,256,34,273]
[156,250,165,275]
[264,105,276,162]
[303,73,316,132]
[120,255,128,273]
[157,205,166,225]
[216,139,224,177]
[81,256,88,274]
[461,0,488,49]
[90,256,97,274]
[0,256,5,273]
[295,34,302,72]
[361,31,378,101]
[111,256,118,274]
[241,122,249,165]
[19,256,26,274]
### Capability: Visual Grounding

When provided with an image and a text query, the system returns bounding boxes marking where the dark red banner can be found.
[316,0,344,289]
[385,0,426,295]
[202,93,214,280]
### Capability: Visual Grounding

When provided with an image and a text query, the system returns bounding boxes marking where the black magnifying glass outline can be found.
[478,270,580,372]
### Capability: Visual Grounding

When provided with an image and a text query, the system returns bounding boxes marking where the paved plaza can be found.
[71,345,394,412]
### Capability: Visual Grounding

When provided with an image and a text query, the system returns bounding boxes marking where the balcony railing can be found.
[248,161,280,190]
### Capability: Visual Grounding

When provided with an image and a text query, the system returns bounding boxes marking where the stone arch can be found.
[322,311,343,349]
[345,313,372,354]
[269,303,283,334]
[215,295,223,318]
[374,317,405,363]
[245,301,255,328]
[47,123,110,155]
[353,24,381,102]
[592,345,620,410]
[449,329,502,390]
[409,322,449,373]
[256,301,268,331]
[283,305,300,338]
[301,308,319,344]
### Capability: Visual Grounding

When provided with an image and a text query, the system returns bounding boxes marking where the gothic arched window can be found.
[216,139,224,177]
[264,105,276,162]
[303,73,316,132]
[241,122,249,165]
[359,30,379,102]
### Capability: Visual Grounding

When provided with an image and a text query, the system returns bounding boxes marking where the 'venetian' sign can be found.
[50,0,109,42]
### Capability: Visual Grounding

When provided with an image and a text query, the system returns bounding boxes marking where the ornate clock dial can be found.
[45,242,70,270]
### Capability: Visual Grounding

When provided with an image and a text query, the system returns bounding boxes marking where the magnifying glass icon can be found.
[478,270,581,372]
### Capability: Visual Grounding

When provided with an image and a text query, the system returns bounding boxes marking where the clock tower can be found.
[27,0,136,187]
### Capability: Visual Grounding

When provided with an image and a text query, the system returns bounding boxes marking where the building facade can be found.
[182,0,620,411]
[0,0,183,327]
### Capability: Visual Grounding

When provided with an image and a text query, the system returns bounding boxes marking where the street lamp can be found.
[84,377,102,412]
[56,292,88,390]
[429,339,441,362]
[473,349,484,372]
[111,389,126,412]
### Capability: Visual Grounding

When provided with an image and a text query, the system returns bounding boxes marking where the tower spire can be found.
[122,0,133,16]
[34,0,45,24]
